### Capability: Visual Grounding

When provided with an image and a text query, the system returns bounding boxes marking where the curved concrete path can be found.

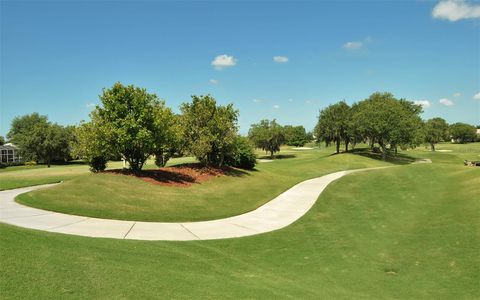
[0,168,382,241]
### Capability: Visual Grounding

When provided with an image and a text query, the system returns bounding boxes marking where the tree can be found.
[7,113,49,162]
[72,120,111,172]
[351,92,423,160]
[284,125,309,147]
[248,119,285,158]
[449,123,476,143]
[91,82,176,172]
[7,113,72,166]
[0,136,5,146]
[180,95,238,167]
[424,118,449,151]
[225,136,257,170]
[314,101,351,153]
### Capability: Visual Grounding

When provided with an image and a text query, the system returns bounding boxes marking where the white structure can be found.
[0,143,21,163]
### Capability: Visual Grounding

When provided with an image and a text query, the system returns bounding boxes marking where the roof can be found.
[0,143,19,150]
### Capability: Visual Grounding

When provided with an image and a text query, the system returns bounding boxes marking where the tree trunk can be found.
[379,142,387,161]
[430,143,435,152]
[336,139,340,154]
[270,150,274,159]
[345,141,349,152]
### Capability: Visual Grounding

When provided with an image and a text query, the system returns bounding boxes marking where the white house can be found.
[0,143,21,163]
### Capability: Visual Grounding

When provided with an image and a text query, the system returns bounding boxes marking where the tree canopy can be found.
[180,95,239,167]
[449,123,477,144]
[314,101,351,153]
[284,125,309,147]
[424,117,449,151]
[248,119,285,158]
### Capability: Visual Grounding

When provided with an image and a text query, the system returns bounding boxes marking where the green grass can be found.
[17,147,390,221]
[0,156,196,191]
[1,146,479,299]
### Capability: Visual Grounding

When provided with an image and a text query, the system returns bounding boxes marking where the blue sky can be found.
[1,0,479,136]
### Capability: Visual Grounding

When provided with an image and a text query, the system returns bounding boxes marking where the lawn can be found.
[1,144,479,299]
[16,147,390,221]
[0,156,196,191]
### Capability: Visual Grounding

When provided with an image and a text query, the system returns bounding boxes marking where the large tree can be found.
[449,123,477,143]
[91,82,176,172]
[0,136,5,146]
[284,125,309,147]
[351,92,423,160]
[7,113,72,165]
[248,119,285,158]
[7,113,49,162]
[424,117,449,151]
[314,101,351,153]
[180,95,238,167]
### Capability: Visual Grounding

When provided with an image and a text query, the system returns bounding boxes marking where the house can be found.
[0,143,21,163]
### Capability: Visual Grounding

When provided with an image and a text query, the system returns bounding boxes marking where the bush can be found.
[226,136,257,170]
[89,156,107,173]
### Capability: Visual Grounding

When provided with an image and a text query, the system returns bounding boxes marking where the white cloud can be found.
[432,0,480,21]
[273,105,280,109]
[305,100,312,104]
[473,92,480,100]
[343,41,363,50]
[253,99,262,103]
[453,92,462,97]
[439,98,454,106]
[211,54,237,70]
[414,100,431,109]
[343,37,373,50]
[209,79,219,85]
[86,103,95,108]
[273,56,289,63]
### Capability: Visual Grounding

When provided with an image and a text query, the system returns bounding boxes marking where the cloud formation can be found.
[343,36,373,50]
[453,92,462,97]
[439,98,454,106]
[211,54,237,70]
[273,105,280,109]
[473,92,480,100]
[432,0,480,21]
[209,79,219,85]
[414,100,431,109]
[273,56,289,63]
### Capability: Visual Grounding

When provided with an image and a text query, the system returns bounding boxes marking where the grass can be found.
[1,144,479,299]
[0,156,196,191]
[16,147,390,221]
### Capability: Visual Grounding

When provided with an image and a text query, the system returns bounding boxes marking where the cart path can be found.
[0,167,388,241]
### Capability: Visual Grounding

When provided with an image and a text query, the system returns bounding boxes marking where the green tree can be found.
[351,92,422,160]
[180,95,238,167]
[0,136,5,146]
[284,125,309,147]
[424,117,449,151]
[91,82,175,172]
[248,119,285,158]
[225,136,257,170]
[314,101,351,153]
[7,113,49,162]
[449,123,476,143]
[72,119,111,172]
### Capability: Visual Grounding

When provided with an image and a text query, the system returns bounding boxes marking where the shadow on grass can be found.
[346,148,416,165]
[258,154,297,160]
[104,163,250,186]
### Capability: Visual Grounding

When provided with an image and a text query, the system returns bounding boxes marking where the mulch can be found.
[103,163,232,187]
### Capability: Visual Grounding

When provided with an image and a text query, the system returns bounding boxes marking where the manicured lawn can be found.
[0,156,196,191]
[1,148,478,299]
[16,147,390,221]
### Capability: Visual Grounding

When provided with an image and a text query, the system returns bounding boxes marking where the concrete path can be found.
[0,168,380,241]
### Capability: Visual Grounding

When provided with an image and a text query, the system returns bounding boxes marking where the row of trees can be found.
[248,120,312,158]
[73,83,259,172]
[314,92,479,159]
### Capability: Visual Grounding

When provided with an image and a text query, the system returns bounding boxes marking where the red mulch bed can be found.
[103,163,234,187]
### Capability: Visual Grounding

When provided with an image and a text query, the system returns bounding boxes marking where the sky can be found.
[1,0,479,136]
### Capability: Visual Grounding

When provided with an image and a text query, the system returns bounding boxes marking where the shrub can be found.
[89,156,107,173]
[226,136,257,170]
